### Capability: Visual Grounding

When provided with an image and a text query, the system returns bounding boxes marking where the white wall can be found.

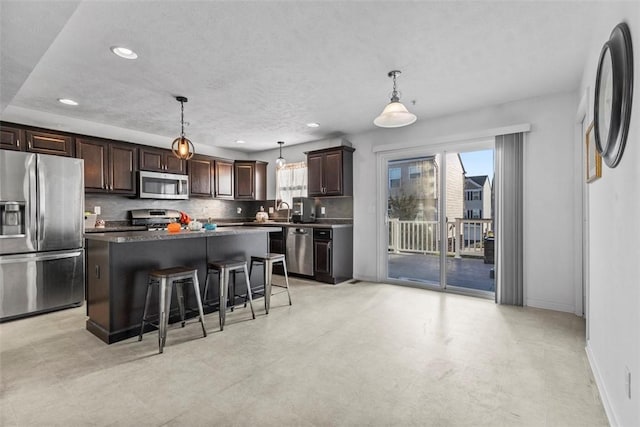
[348,91,581,314]
[579,5,640,426]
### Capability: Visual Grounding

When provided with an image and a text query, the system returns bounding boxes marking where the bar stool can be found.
[138,266,207,354]
[203,259,255,331]
[249,253,291,314]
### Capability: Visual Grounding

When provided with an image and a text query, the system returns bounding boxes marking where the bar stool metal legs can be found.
[139,266,206,353]
[249,253,291,314]
[204,260,255,331]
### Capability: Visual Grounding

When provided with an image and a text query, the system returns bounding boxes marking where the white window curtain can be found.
[276,161,308,206]
[494,132,524,305]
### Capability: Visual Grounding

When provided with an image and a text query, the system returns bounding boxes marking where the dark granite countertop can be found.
[220,222,353,229]
[84,226,281,243]
[85,225,147,233]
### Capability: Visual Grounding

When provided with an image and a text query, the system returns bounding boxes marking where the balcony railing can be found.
[388,218,493,258]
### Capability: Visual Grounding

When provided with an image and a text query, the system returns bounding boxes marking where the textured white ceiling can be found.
[0,1,613,153]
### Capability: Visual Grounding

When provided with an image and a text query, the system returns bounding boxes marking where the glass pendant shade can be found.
[374,101,417,128]
[374,70,417,128]
[275,141,286,169]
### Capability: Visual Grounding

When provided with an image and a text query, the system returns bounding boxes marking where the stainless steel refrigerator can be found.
[0,151,84,321]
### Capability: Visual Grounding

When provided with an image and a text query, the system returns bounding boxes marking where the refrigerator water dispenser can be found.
[0,201,24,236]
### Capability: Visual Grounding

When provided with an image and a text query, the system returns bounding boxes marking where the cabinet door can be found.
[109,143,137,194]
[164,153,186,174]
[0,125,24,151]
[307,153,324,196]
[323,150,343,195]
[269,236,285,254]
[189,157,213,197]
[139,147,165,172]
[254,161,267,201]
[26,130,73,156]
[235,162,255,199]
[215,160,234,199]
[314,240,332,276]
[76,138,108,192]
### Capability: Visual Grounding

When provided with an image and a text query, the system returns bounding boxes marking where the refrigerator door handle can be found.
[37,166,46,248]
[28,154,38,250]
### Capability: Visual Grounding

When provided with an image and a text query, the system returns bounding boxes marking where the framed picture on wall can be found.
[586,121,602,183]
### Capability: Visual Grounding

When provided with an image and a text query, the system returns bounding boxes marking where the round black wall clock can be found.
[594,22,634,168]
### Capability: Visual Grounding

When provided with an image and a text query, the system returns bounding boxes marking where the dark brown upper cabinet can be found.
[0,125,25,151]
[139,146,186,174]
[189,156,235,199]
[215,159,234,199]
[307,146,355,197]
[76,137,137,195]
[234,160,267,200]
[188,155,214,197]
[26,130,74,157]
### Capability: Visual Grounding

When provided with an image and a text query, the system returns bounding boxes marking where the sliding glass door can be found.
[387,155,442,288]
[384,144,495,297]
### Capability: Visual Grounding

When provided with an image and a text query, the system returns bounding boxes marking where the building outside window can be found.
[408,165,421,179]
[389,167,401,188]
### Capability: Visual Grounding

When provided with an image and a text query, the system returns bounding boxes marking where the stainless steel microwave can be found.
[138,171,189,200]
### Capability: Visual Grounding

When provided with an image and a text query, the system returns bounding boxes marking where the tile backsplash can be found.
[85,194,353,223]
[84,194,264,222]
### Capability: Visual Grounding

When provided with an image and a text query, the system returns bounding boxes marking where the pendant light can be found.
[171,96,195,160]
[275,141,286,169]
[374,70,417,128]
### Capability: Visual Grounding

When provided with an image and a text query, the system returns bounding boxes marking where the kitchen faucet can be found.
[276,201,291,222]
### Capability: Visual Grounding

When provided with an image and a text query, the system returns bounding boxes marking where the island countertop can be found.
[84,226,281,243]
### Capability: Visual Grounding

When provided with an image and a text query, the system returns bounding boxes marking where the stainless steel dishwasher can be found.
[286,227,314,276]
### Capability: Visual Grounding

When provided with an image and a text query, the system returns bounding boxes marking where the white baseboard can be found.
[586,343,618,426]
[525,297,574,313]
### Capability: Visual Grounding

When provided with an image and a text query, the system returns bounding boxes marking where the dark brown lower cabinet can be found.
[313,227,353,284]
[269,229,285,274]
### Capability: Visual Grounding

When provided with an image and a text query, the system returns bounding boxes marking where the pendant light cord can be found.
[180,100,185,137]
[389,70,400,102]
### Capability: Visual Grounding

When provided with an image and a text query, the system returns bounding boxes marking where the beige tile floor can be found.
[0,278,608,426]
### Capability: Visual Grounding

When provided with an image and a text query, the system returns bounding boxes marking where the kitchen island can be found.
[84,226,279,343]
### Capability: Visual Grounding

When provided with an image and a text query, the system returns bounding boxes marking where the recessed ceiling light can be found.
[306,122,320,128]
[58,98,78,106]
[235,140,246,144]
[110,46,138,59]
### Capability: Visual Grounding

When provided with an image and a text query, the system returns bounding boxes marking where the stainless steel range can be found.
[129,209,181,230]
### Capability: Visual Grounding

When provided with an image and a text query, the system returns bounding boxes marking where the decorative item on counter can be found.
[255,206,269,223]
[188,220,203,231]
[179,211,191,225]
[167,221,181,233]
[204,223,217,231]
[95,219,106,228]
[84,212,97,229]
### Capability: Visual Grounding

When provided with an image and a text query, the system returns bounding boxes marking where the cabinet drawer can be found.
[313,229,332,240]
